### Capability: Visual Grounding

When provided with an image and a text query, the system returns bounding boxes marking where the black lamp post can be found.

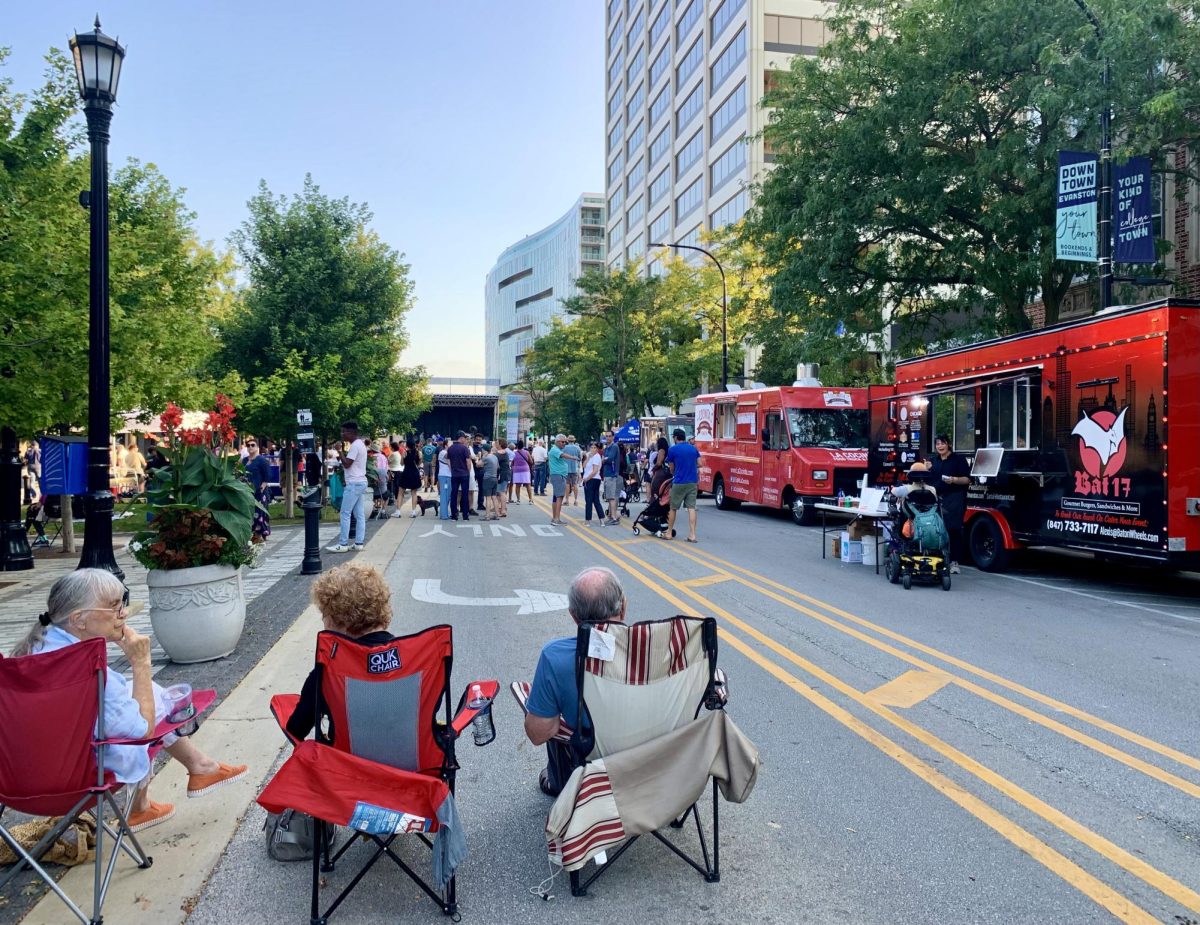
[1071,0,1113,311]
[650,242,729,391]
[69,18,126,579]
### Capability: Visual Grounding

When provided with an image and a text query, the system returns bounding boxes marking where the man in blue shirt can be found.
[601,430,624,525]
[666,428,701,542]
[523,567,627,796]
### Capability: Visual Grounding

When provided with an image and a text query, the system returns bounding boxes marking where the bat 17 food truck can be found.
[867,298,1200,571]
[695,383,869,524]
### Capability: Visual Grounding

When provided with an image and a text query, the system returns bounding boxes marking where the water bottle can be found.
[467,684,494,746]
[837,490,845,508]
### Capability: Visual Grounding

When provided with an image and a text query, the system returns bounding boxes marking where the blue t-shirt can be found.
[667,441,700,484]
[526,637,581,730]
[548,445,568,477]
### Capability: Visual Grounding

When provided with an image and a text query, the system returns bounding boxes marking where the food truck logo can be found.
[823,390,853,408]
[1071,407,1131,497]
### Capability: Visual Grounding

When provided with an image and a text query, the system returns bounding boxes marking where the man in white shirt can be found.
[328,420,368,553]
[531,439,549,496]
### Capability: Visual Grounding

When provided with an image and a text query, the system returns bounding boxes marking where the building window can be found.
[650,2,670,47]
[608,0,622,22]
[710,135,746,192]
[627,6,644,49]
[582,245,605,261]
[608,51,623,88]
[677,129,703,175]
[650,85,670,127]
[676,176,703,223]
[650,165,671,205]
[608,18,623,57]
[650,42,671,88]
[676,36,703,90]
[650,125,670,166]
[676,81,704,137]
[514,288,553,309]
[626,119,645,158]
[710,81,745,143]
[627,233,646,261]
[763,14,830,54]
[626,195,645,229]
[709,188,747,229]
[679,223,703,248]
[608,85,624,121]
[710,0,746,46]
[608,150,625,186]
[626,46,645,87]
[710,26,746,93]
[610,221,625,246]
[626,83,645,122]
[626,157,645,195]
[650,208,671,244]
[497,267,533,291]
[609,186,624,213]
[608,119,624,154]
[676,0,700,45]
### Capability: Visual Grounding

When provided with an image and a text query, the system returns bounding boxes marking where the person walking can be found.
[665,427,700,543]
[327,421,368,553]
[563,435,582,507]
[243,438,273,541]
[23,440,41,504]
[393,439,423,518]
[548,434,569,525]
[448,431,473,521]
[531,439,549,496]
[421,438,437,492]
[437,438,452,520]
[510,438,533,504]
[601,430,624,525]
[582,440,605,524]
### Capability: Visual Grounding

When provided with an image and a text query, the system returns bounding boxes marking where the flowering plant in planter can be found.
[130,395,264,571]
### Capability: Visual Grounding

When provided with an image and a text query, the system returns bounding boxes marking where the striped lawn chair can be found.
[548,616,747,898]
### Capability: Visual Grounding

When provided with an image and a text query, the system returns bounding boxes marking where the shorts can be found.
[481,477,498,497]
[603,476,621,501]
[497,479,509,494]
[670,482,698,510]
[423,462,434,479]
[550,474,567,499]
[566,472,579,488]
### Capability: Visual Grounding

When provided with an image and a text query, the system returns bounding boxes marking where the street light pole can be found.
[1072,0,1113,311]
[70,18,126,579]
[649,242,729,391]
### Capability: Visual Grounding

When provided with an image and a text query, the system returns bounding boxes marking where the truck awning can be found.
[883,364,1045,401]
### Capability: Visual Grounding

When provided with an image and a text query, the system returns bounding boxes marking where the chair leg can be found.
[709,777,720,883]
[570,868,584,897]
[310,820,323,925]
[0,824,92,925]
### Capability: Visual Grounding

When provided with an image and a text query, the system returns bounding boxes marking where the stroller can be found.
[884,471,951,591]
[632,474,676,537]
[619,469,642,516]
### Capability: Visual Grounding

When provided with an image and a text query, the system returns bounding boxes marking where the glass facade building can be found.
[605,0,831,271]
[485,194,607,388]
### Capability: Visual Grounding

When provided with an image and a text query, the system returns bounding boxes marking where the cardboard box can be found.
[842,537,863,564]
[831,534,842,558]
[847,520,875,541]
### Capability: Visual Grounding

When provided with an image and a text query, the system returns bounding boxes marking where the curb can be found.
[21,518,412,925]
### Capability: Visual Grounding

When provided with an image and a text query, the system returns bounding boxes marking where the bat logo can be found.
[1071,407,1128,477]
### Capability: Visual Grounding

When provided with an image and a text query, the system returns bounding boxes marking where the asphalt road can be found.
[189,493,1200,925]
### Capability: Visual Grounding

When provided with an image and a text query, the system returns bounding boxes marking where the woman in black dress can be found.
[243,439,273,540]
[393,439,424,518]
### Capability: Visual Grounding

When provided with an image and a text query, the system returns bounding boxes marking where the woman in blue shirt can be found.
[243,438,273,540]
[10,570,247,833]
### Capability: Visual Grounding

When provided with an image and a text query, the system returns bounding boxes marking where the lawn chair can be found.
[546,616,757,897]
[0,638,215,925]
[258,627,497,922]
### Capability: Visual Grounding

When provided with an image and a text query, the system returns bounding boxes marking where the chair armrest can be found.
[451,679,500,736]
[703,668,729,711]
[269,693,303,745]
[100,688,218,746]
[509,680,574,742]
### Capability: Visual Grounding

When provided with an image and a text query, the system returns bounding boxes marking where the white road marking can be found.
[410,578,568,614]
[991,572,1200,624]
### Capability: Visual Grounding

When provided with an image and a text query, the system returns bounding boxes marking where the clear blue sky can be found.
[5,1,605,378]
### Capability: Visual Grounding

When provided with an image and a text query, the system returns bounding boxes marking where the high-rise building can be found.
[604,0,831,270]
[485,194,607,389]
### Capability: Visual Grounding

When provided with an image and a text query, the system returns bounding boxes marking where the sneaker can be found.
[326,544,351,553]
[551,519,566,526]
[950,562,960,575]
[605,518,620,526]
[126,800,175,832]
[538,768,561,798]
[352,544,365,552]
[187,762,248,799]
[410,510,418,518]
[391,512,404,518]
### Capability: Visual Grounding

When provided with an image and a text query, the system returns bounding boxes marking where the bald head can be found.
[568,567,626,625]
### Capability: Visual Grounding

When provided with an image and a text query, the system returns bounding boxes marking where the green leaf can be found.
[209,507,252,548]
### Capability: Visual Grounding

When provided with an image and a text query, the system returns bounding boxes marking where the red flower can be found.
[180,428,207,446]
[160,403,183,430]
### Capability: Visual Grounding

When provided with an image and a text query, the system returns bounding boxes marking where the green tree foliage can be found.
[0,48,232,433]
[219,177,427,440]
[745,0,1200,371]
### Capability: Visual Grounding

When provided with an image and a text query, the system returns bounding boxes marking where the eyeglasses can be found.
[82,588,130,616]
[245,442,257,448]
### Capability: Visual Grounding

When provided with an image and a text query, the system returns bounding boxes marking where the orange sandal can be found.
[187,762,248,799]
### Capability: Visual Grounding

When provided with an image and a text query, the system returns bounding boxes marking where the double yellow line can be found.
[534,500,1200,924]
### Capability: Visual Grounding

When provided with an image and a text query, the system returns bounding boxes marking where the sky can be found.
[4,1,606,378]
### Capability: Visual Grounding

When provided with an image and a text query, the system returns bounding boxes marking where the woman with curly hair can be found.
[285,563,397,742]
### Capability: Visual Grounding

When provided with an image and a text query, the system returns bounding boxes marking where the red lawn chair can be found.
[259,627,497,921]
[0,638,215,925]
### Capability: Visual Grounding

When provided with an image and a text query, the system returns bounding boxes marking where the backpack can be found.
[911,508,949,553]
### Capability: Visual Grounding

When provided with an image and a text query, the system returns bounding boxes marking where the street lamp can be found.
[69,17,126,580]
[650,242,729,391]
[1071,0,1113,311]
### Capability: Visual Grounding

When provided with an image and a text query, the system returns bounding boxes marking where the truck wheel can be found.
[714,477,740,511]
[968,516,1011,573]
[790,498,816,526]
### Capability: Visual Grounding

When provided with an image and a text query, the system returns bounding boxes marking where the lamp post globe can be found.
[69,18,126,580]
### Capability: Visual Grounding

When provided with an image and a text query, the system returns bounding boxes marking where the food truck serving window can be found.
[787,408,869,449]
[986,378,1033,449]
[932,391,977,452]
[715,402,736,440]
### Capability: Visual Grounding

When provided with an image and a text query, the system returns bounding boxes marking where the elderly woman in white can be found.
[11,569,246,832]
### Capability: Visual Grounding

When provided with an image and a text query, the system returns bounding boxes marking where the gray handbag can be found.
[263,809,322,862]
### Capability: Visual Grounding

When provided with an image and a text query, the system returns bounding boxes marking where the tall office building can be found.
[485,194,607,389]
[605,0,831,270]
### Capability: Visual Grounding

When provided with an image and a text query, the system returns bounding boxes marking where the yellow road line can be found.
[681,574,732,588]
[550,513,1168,923]
[866,670,952,708]
[671,543,1200,791]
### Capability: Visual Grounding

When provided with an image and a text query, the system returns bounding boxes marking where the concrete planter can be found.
[147,563,245,664]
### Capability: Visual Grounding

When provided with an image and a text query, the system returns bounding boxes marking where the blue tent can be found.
[614,418,641,444]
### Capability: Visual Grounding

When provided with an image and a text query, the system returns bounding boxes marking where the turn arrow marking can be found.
[410,579,568,615]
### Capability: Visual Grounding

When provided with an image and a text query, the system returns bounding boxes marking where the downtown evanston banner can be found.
[1056,151,1099,262]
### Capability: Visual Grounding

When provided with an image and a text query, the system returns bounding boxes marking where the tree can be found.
[745,0,1200,370]
[219,176,427,443]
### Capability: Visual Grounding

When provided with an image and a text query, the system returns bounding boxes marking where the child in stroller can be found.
[632,474,676,537]
[884,469,951,590]
[619,468,642,517]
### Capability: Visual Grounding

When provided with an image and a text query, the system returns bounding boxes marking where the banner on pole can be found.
[1114,157,1155,265]
[1056,151,1098,263]
[505,395,520,443]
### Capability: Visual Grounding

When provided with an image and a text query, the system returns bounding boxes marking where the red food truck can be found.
[867,298,1200,571]
[695,385,869,524]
